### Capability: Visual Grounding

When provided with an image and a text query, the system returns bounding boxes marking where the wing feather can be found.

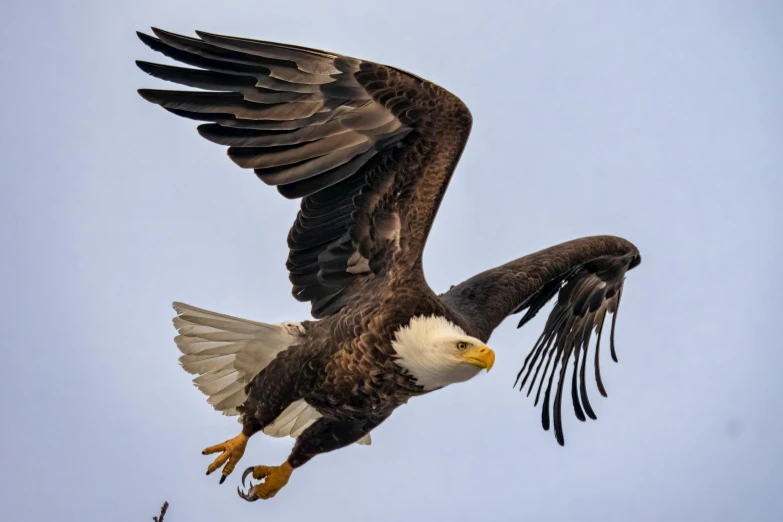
[516,260,630,445]
[138,28,471,318]
[441,236,641,446]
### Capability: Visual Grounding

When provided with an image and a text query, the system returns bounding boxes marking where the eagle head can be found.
[392,315,495,391]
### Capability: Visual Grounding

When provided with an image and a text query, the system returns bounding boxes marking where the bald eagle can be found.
[137,28,642,501]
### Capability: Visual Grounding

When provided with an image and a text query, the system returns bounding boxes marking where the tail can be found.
[172,302,372,446]
[173,302,304,416]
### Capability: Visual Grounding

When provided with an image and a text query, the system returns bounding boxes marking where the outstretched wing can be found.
[440,235,641,445]
[137,29,472,318]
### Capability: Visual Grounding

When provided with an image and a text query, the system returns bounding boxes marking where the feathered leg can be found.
[238,416,386,501]
[205,350,306,485]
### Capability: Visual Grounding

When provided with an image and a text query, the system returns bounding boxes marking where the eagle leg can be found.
[237,463,294,501]
[202,432,249,484]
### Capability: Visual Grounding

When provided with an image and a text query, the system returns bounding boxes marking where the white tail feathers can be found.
[172,302,371,445]
[173,301,303,416]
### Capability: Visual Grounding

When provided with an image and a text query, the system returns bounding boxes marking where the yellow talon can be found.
[238,462,294,501]
[202,432,248,484]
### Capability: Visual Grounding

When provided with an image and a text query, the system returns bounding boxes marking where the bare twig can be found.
[153,501,169,522]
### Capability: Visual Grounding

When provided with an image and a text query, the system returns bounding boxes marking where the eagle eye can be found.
[456,342,469,350]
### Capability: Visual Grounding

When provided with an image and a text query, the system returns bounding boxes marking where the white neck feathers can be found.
[392,315,474,391]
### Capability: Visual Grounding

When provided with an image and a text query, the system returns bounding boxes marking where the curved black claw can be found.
[237,483,258,502]
[238,466,258,502]
[242,466,254,488]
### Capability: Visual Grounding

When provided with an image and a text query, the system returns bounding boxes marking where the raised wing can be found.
[137,29,472,318]
[440,235,641,445]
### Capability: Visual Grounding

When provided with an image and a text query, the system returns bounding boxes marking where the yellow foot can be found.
[202,433,248,484]
[237,462,294,501]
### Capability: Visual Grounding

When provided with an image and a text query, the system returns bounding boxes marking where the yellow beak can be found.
[459,345,495,372]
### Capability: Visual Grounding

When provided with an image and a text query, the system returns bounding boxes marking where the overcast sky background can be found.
[2,1,782,521]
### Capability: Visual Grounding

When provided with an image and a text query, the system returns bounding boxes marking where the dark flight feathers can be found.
[137,28,471,318]
[441,236,641,445]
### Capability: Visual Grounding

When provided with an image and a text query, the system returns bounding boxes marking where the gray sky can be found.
[2,1,782,520]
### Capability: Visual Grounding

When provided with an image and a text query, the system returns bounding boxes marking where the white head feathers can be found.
[392,315,491,391]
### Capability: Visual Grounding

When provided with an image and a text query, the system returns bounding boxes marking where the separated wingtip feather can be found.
[150,27,173,40]
[136,30,162,47]
[137,88,163,104]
